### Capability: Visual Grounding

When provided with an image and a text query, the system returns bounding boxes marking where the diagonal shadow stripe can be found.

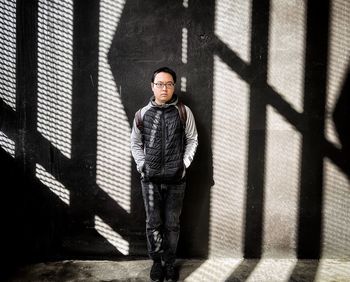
[0,100,131,238]
[225,259,259,282]
[211,35,348,178]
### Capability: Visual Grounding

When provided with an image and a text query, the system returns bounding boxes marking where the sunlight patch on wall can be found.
[181,76,187,92]
[0,0,16,155]
[181,12,188,93]
[0,0,16,111]
[215,0,251,63]
[37,0,73,159]
[325,0,349,148]
[184,258,243,281]
[210,55,249,257]
[322,0,350,259]
[322,158,350,258]
[268,0,306,113]
[0,131,15,157]
[95,215,129,255]
[182,27,188,64]
[182,0,188,9]
[36,163,70,205]
[97,0,131,213]
[263,105,301,258]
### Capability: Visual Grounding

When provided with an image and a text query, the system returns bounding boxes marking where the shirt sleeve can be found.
[130,116,145,173]
[183,106,198,168]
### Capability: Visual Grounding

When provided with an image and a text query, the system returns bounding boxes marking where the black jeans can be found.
[141,179,186,264]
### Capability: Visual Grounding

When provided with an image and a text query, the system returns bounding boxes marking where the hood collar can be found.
[149,94,178,108]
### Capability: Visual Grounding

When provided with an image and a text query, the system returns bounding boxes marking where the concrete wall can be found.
[0,0,349,268]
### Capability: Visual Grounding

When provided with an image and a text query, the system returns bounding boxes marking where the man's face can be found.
[151,72,175,105]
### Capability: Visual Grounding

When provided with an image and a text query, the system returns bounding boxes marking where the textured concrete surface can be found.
[7,258,350,281]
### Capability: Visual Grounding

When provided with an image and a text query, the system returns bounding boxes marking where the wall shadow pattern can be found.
[0,1,349,281]
[0,1,137,277]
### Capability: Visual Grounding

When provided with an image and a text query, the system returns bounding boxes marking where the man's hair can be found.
[151,67,177,83]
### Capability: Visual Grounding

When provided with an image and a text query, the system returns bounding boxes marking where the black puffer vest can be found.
[142,103,185,183]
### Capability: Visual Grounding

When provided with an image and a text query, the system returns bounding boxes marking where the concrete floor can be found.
[6,258,350,281]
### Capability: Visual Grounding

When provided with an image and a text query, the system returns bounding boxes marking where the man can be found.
[131,67,198,281]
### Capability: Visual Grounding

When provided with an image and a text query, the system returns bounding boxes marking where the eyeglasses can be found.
[153,82,175,89]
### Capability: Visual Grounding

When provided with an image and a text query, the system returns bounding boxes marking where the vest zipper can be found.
[161,110,166,179]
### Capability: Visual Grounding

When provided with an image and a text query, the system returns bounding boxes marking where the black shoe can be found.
[150,261,164,282]
[165,263,178,282]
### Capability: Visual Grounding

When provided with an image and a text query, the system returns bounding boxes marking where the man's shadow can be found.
[108,0,215,258]
[333,66,350,179]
